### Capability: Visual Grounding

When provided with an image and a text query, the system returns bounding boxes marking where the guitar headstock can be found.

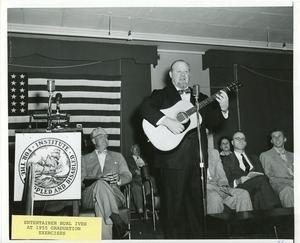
[226,81,243,91]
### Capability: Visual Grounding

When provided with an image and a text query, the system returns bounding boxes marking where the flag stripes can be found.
[28,97,120,104]
[8,73,122,151]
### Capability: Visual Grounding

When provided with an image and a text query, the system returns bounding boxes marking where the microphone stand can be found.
[233,64,242,130]
[24,163,35,215]
[194,94,207,236]
[56,99,61,115]
[56,98,61,127]
[47,91,54,130]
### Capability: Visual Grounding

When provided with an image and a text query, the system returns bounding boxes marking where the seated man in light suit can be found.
[207,148,253,214]
[81,127,132,239]
[260,128,294,207]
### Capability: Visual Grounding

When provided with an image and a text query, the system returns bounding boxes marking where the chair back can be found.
[140,164,160,231]
[141,165,159,203]
[141,164,150,181]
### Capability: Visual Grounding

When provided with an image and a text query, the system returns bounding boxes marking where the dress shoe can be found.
[138,212,144,220]
[114,222,129,239]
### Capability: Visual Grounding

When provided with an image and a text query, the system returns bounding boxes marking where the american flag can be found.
[8,72,121,150]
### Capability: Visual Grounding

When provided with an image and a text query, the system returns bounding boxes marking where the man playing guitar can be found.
[139,59,229,239]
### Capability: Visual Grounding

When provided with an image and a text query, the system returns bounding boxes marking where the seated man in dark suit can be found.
[81,127,132,239]
[207,148,253,214]
[221,131,281,210]
[125,144,146,218]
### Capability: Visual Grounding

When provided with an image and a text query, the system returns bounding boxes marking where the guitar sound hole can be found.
[176,112,189,124]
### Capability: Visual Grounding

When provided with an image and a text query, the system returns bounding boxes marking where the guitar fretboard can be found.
[186,87,229,116]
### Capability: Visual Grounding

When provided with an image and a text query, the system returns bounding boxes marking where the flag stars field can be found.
[8,72,122,151]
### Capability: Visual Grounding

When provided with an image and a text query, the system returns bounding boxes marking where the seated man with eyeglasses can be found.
[221,131,281,210]
[81,127,132,239]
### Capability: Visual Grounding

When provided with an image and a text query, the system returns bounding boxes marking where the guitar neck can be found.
[186,87,229,116]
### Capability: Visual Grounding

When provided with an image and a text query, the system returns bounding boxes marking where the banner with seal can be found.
[14,132,81,201]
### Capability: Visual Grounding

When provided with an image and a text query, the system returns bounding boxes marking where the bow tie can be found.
[178,88,190,95]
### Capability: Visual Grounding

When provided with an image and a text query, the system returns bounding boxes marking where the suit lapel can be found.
[102,151,112,173]
[89,151,102,177]
[232,153,246,173]
[165,84,181,106]
[246,154,255,169]
[232,153,240,167]
[131,156,138,170]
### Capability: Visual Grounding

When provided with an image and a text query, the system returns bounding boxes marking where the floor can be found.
[128,211,164,240]
[10,202,294,241]
[128,210,294,240]
[10,202,164,240]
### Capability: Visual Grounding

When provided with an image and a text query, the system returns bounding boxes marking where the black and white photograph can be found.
[0,1,298,242]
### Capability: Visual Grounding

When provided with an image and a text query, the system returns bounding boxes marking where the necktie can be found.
[178,88,190,95]
[241,154,250,172]
[96,150,107,172]
[278,151,287,161]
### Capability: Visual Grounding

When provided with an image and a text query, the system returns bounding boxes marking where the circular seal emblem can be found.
[18,137,78,196]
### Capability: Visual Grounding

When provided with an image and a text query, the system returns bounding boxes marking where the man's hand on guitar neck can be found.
[215,90,229,112]
[160,116,184,134]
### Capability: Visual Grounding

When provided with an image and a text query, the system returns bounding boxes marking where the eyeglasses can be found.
[95,134,108,140]
[233,137,246,142]
[272,135,284,140]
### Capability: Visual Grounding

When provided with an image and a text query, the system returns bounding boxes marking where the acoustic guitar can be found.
[142,81,242,151]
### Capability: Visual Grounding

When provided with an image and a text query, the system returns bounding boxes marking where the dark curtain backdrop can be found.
[203,50,293,154]
[8,36,157,156]
[120,58,153,159]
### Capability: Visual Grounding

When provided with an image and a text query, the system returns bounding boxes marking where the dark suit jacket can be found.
[140,84,226,169]
[221,152,265,187]
[125,156,142,180]
[126,156,138,173]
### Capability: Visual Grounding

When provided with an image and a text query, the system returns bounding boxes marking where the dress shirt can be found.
[234,151,253,172]
[207,168,212,180]
[221,109,229,119]
[96,149,107,173]
[274,147,288,161]
[133,155,145,168]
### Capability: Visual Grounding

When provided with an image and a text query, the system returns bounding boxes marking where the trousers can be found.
[207,188,253,214]
[271,182,293,207]
[130,176,143,212]
[159,165,204,239]
[237,175,281,210]
[81,180,125,239]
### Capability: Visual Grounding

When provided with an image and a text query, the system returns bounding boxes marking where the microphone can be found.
[47,80,55,93]
[192,85,200,98]
[55,93,62,101]
[55,93,62,114]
